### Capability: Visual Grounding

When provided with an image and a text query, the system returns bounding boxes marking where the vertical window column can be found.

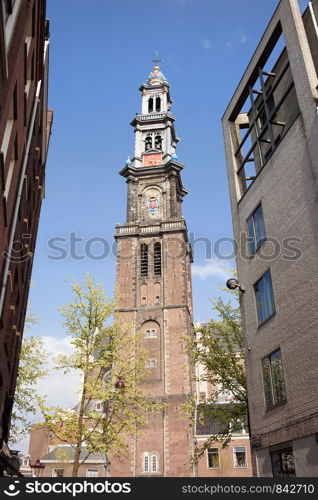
[140,244,148,276]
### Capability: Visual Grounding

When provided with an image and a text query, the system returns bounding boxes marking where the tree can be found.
[10,311,48,444]
[40,274,161,477]
[185,289,248,463]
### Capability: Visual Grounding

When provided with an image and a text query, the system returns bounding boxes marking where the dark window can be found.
[154,135,162,150]
[148,98,153,113]
[234,446,247,468]
[254,270,275,324]
[262,348,286,408]
[154,242,161,276]
[271,447,295,477]
[247,204,266,255]
[140,244,148,276]
[207,448,219,469]
[145,135,152,151]
[155,97,161,112]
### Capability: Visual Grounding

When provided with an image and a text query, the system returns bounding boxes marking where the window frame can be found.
[233,446,247,468]
[254,269,276,325]
[262,348,287,409]
[86,469,99,478]
[52,468,64,477]
[206,447,220,469]
[246,203,266,256]
[145,328,157,339]
[270,446,295,477]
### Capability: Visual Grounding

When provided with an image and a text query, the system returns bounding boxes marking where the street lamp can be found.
[30,458,45,477]
[115,376,125,389]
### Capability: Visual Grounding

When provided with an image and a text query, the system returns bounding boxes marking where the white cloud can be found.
[239,33,249,44]
[36,336,81,408]
[226,31,249,50]
[201,39,212,50]
[13,336,81,453]
[192,258,233,280]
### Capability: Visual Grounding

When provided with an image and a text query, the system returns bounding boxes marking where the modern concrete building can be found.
[222,0,318,477]
[112,63,195,476]
[0,0,52,475]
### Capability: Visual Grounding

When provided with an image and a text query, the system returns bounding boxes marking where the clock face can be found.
[143,153,162,167]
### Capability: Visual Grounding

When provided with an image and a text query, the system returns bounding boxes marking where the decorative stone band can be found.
[115,220,187,236]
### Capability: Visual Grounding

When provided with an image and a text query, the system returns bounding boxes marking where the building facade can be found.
[28,426,105,478]
[222,0,318,476]
[0,0,52,475]
[112,64,195,477]
[194,324,252,477]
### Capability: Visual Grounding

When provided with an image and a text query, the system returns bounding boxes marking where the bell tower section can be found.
[113,64,194,477]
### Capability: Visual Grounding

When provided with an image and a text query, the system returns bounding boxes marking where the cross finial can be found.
[151,50,164,64]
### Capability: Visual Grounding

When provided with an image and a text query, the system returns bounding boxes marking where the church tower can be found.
[113,64,194,477]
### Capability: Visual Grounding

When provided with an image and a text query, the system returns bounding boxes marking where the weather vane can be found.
[151,50,164,64]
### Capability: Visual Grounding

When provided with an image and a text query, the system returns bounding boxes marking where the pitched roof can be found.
[41,446,105,463]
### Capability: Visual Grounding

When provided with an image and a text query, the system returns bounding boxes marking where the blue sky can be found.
[28,0,307,338]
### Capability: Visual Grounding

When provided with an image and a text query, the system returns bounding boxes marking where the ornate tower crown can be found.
[147,64,167,86]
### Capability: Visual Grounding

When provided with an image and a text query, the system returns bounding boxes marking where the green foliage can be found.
[40,274,163,477]
[185,289,248,464]
[10,328,48,444]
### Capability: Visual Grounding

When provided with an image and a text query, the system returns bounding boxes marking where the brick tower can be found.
[112,64,194,477]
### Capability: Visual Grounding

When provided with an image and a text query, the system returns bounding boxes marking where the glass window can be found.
[146,359,156,369]
[207,448,220,469]
[151,455,158,472]
[254,270,275,324]
[262,349,286,408]
[146,328,156,338]
[271,447,295,477]
[52,469,64,477]
[247,204,266,255]
[234,446,247,468]
[86,469,98,477]
[144,455,149,472]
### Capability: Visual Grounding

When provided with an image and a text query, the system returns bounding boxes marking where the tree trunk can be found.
[72,372,88,477]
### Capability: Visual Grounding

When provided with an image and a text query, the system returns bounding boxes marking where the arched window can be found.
[154,242,161,276]
[154,135,162,150]
[155,97,161,112]
[151,454,158,472]
[143,453,159,473]
[145,135,152,151]
[141,244,148,276]
[148,98,153,113]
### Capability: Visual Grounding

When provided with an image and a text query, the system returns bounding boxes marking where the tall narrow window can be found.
[154,135,162,150]
[207,448,220,469]
[155,97,161,112]
[151,454,158,472]
[154,242,161,276]
[144,455,149,472]
[148,98,153,113]
[247,204,266,255]
[233,446,247,468]
[254,270,275,324]
[262,348,286,408]
[145,135,152,151]
[141,244,148,276]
